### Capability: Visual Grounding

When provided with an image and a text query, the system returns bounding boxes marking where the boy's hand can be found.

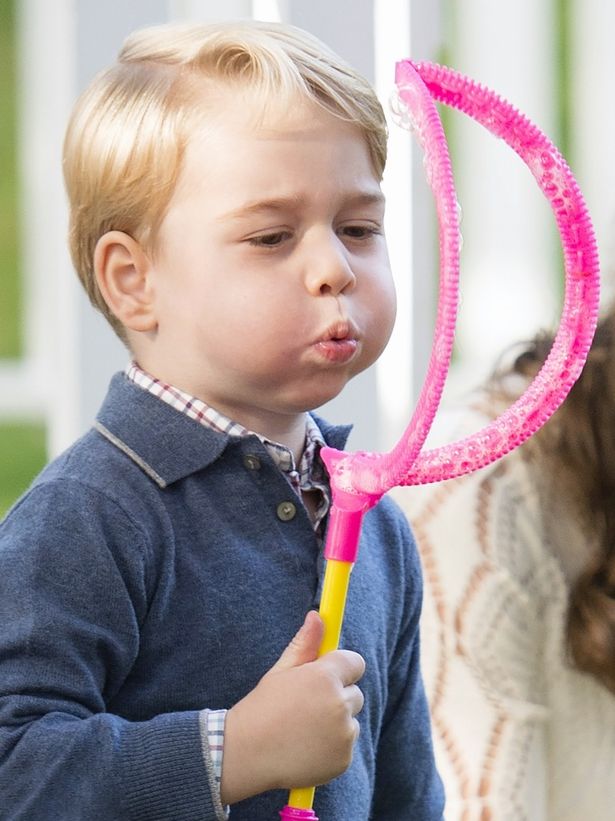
[219,611,365,805]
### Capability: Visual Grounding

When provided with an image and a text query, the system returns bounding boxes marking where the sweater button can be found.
[276,501,297,522]
[243,454,262,471]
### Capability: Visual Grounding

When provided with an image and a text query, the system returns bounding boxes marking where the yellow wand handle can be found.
[286,558,353,812]
[280,493,370,820]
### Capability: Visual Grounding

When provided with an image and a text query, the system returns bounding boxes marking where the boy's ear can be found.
[94,231,157,332]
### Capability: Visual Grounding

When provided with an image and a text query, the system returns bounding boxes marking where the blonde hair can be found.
[63,20,388,339]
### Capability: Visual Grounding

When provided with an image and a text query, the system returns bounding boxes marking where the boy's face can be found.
[139,91,396,430]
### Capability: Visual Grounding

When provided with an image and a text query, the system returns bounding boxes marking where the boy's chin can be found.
[296,383,353,415]
[278,365,369,414]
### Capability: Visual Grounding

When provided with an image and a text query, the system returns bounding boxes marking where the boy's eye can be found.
[248,231,292,247]
[340,224,380,239]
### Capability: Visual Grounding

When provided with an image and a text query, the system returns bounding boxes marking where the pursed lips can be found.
[313,320,359,363]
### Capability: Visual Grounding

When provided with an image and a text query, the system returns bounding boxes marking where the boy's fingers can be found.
[345,683,365,717]
[271,610,324,672]
[321,649,366,686]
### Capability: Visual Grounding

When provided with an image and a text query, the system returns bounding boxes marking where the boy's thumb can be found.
[272,610,324,672]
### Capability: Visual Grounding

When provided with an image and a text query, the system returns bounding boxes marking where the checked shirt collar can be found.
[126,362,330,530]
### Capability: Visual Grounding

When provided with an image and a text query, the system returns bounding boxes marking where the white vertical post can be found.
[447,1,560,393]
[168,0,252,21]
[18,0,79,451]
[374,0,412,451]
[569,0,615,307]
[252,0,288,22]
[374,0,444,450]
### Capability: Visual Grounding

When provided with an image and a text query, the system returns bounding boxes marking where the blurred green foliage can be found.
[0,0,47,518]
[0,423,47,517]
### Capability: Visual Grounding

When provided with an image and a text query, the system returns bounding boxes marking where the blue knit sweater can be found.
[0,373,443,820]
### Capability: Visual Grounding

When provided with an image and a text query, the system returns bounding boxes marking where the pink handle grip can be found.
[279,806,319,820]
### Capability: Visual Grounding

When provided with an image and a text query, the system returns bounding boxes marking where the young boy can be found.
[0,20,443,820]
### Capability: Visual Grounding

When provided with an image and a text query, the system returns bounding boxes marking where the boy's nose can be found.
[304,236,356,296]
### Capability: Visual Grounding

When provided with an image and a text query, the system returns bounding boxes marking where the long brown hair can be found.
[492,306,615,693]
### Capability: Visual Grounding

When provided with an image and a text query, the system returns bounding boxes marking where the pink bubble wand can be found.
[280,61,599,820]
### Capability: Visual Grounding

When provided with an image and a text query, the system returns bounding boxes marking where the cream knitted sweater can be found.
[397,409,615,820]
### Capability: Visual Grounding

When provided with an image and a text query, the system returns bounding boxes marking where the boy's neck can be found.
[244,412,309,466]
[128,360,310,464]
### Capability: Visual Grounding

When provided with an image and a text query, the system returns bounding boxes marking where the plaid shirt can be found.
[126,363,330,529]
[126,362,331,815]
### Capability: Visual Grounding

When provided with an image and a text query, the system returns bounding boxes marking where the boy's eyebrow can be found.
[221,192,385,222]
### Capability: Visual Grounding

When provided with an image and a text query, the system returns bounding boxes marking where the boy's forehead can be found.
[180,90,371,161]
[189,84,345,140]
[164,85,382,215]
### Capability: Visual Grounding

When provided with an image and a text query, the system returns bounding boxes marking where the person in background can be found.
[401,303,615,820]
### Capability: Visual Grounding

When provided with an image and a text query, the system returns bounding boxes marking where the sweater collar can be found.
[95,372,352,487]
